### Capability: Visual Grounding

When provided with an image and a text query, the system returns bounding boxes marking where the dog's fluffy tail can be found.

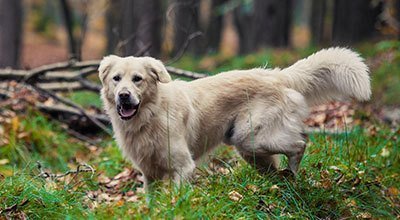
[278,47,371,106]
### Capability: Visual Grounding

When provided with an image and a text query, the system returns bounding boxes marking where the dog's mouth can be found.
[117,103,140,120]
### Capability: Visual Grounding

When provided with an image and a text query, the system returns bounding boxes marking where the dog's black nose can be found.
[119,91,130,100]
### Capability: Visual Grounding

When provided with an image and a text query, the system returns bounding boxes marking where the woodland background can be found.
[0,0,399,219]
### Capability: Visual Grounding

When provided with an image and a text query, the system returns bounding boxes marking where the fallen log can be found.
[0,61,207,82]
[37,103,110,133]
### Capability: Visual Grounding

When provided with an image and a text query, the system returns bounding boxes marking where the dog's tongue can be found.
[121,108,136,117]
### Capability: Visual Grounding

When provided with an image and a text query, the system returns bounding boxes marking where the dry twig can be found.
[36,161,95,180]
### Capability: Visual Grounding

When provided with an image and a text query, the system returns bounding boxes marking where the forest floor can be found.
[1,42,399,219]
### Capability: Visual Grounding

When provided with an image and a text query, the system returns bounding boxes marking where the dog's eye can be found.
[133,75,142,82]
[113,75,121,82]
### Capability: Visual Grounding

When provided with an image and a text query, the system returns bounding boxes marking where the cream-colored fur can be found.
[99,48,371,191]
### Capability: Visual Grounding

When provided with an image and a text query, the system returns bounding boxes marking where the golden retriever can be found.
[98,48,371,191]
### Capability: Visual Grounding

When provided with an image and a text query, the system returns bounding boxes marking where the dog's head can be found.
[98,55,171,120]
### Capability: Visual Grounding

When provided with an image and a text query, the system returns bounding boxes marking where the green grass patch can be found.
[0,167,92,219]
[0,110,90,173]
[1,109,399,219]
[94,126,398,219]
[66,91,102,109]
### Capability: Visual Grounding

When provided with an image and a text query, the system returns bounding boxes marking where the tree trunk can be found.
[397,0,400,40]
[0,0,23,68]
[106,0,122,54]
[106,0,162,57]
[333,0,382,44]
[310,0,326,45]
[203,0,227,53]
[172,0,202,55]
[60,0,79,60]
[234,0,292,54]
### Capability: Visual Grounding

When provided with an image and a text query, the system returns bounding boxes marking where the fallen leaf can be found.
[346,199,357,208]
[321,179,332,189]
[114,168,131,179]
[387,187,399,197]
[11,116,19,133]
[329,166,340,171]
[126,191,135,197]
[115,199,125,207]
[228,191,243,202]
[98,193,111,202]
[320,170,330,179]
[357,212,372,219]
[269,185,280,192]
[352,176,361,187]
[246,184,259,193]
[106,179,120,188]
[335,174,346,185]
[126,195,139,202]
[380,148,390,157]
[217,167,229,175]
[136,187,145,194]
[0,159,9,165]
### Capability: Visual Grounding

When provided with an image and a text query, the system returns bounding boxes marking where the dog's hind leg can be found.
[236,128,307,175]
[238,153,279,174]
[284,140,306,175]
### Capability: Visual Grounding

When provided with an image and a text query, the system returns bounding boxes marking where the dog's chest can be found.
[115,121,167,166]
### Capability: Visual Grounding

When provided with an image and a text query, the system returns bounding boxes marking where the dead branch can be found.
[165,66,208,79]
[166,31,203,65]
[36,161,95,180]
[23,60,75,82]
[31,85,112,135]
[65,128,100,146]
[36,103,109,124]
[0,199,29,215]
[134,43,153,57]
[78,66,98,78]
[36,80,101,92]
[1,61,207,82]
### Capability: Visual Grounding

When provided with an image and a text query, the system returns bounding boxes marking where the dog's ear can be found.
[144,57,171,83]
[98,55,119,83]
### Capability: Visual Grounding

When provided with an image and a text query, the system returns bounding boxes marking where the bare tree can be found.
[397,0,400,39]
[333,0,382,44]
[203,0,227,53]
[0,0,23,68]
[234,0,292,54]
[310,0,326,45]
[60,0,79,60]
[172,0,203,55]
[107,0,162,57]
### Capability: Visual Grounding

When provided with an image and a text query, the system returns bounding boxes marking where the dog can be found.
[98,48,371,191]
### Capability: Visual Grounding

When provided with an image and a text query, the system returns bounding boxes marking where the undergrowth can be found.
[0,110,399,219]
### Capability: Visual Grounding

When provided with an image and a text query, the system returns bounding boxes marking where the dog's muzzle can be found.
[116,91,140,120]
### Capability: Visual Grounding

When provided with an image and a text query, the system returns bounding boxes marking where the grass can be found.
[1,44,400,218]
[1,109,399,219]
[66,91,103,109]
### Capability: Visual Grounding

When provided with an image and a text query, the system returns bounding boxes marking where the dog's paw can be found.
[278,168,296,180]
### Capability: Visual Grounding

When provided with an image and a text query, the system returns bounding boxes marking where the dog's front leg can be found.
[172,158,195,185]
[168,139,196,185]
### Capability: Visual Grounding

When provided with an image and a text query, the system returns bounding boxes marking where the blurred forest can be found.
[0,0,399,68]
[1,1,400,219]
